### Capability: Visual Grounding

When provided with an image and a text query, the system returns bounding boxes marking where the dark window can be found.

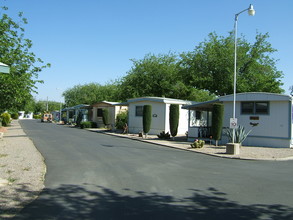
[97,108,103,117]
[241,102,269,115]
[135,106,143,117]
[196,111,201,120]
[255,102,269,114]
[241,102,254,114]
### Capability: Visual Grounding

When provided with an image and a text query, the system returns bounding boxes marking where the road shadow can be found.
[12,184,293,220]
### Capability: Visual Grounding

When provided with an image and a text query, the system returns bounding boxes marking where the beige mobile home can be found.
[90,101,128,128]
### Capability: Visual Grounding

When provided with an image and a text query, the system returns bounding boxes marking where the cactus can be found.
[225,125,252,144]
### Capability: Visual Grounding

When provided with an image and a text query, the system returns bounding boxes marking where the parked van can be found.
[41,113,52,122]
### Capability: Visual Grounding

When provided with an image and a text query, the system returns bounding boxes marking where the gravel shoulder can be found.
[0,120,46,219]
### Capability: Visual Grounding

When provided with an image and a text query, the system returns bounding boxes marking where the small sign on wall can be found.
[230,118,238,129]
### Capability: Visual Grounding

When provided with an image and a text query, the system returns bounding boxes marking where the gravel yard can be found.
[103,132,293,161]
[0,120,46,219]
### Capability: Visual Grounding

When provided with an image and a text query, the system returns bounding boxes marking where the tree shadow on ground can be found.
[10,184,293,220]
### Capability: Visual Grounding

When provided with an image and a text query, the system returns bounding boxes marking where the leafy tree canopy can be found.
[63,31,284,106]
[180,32,284,96]
[117,53,216,102]
[0,7,50,112]
[62,82,119,106]
[22,97,63,114]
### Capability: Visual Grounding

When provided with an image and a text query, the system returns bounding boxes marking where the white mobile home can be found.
[127,97,195,135]
[184,92,293,148]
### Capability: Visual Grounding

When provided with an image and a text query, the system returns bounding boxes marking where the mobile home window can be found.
[196,111,201,120]
[97,108,103,117]
[241,101,269,115]
[135,106,143,117]
[189,110,196,127]
[255,102,269,114]
[241,102,254,114]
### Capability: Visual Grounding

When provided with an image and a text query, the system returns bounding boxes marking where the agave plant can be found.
[157,131,171,139]
[225,125,252,144]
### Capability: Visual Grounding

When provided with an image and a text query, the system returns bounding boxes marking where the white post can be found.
[59,102,62,123]
[232,4,255,143]
[233,14,238,143]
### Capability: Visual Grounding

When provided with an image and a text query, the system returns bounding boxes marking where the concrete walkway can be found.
[88,128,293,161]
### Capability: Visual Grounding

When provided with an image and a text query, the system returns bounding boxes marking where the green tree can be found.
[169,104,179,138]
[0,8,50,112]
[211,103,224,146]
[117,53,215,102]
[62,82,119,106]
[180,32,284,96]
[28,99,63,113]
[142,105,152,138]
[290,85,293,96]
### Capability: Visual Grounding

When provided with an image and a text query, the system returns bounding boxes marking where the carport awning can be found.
[182,99,220,111]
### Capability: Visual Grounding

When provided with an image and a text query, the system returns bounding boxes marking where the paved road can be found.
[15,120,293,220]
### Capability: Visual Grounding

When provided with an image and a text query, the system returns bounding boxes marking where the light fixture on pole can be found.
[232,4,255,143]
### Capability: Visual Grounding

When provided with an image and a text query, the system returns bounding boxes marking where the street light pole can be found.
[56,88,63,123]
[232,4,255,143]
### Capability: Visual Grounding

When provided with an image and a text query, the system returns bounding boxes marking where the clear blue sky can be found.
[1,0,292,102]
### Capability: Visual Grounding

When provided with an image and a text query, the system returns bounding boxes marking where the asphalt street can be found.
[15,120,293,220]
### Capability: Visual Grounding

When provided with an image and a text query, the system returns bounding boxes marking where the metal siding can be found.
[128,101,166,134]
[220,93,291,102]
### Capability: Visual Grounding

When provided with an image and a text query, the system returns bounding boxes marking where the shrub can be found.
[11,113,19,120]
[80,121,97,129]
[115,111,128,129]
[0,112,11,126]
[76,112,83,127]
[211,103,224,146]
[80,121,91,129]
[90,121,97,128]
[169,104,179,137]
[34,114,42,119]
[102,109,110,126]
[157,131,171,139]
[143,105,152,135]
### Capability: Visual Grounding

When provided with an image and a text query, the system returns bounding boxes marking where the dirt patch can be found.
[0,126,7,133]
